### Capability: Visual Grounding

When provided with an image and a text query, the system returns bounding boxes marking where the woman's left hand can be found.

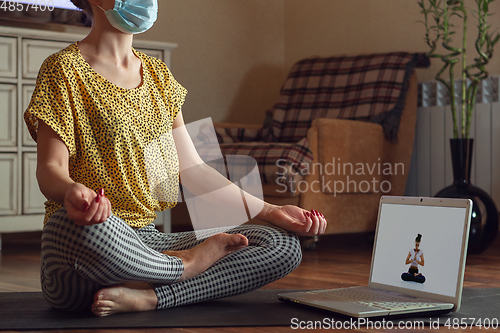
[264,205,327,236]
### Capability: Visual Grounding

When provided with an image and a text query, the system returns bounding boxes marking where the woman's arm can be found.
[172,112,326,236]
[37,120,111,225]
[405,252,412,265]
[416,254,424,266]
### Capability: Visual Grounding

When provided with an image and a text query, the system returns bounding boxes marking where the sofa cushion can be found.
[218,137,313,194]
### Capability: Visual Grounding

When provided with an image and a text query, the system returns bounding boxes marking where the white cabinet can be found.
[0,154,18,215]
[0,26,177,233]
[0,84,16,147]
[0,36,16,78]
[23,153,45,214]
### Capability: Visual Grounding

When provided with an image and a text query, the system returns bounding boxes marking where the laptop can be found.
[278,196,472,318]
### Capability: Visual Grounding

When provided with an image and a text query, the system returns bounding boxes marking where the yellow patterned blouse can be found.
[24,43,187,228]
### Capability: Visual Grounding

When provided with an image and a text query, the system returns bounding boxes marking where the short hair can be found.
[70,0,94,21]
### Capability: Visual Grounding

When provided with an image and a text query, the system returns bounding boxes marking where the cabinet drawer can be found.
[0,84,17,147]
[0,36,17,78]
[23,153,46,214]
[22,85,36,146]
[0,153,18,215]
[22,39,72,79]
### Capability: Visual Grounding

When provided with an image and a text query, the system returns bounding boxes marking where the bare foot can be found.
[163,233,248,281]
[92,282,157,317]
[91,233,248,316]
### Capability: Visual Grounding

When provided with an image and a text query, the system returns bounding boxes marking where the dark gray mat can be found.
[0,288,498,330]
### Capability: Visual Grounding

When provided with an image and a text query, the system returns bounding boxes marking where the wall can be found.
[4,1,500,125]
[138,0,286,125]
[284,0,500,83]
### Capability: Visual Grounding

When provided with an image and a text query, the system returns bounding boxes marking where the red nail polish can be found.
[313,210,318,216]
[95,195,100,203]
[305,212,310,218]
[99,188,105,196]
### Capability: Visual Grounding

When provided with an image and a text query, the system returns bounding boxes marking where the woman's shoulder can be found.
[133,49,171,76]
[39,43,79,75]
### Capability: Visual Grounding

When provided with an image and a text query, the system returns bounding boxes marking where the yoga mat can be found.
[0,288,498,330]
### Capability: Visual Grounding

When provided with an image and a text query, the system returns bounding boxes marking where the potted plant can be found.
[418,0,499,254]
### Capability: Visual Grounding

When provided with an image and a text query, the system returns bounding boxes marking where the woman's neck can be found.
[80,3,135,64]
[80,26,134,62]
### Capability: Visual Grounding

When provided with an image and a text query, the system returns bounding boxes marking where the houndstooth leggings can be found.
[40,208,302,312]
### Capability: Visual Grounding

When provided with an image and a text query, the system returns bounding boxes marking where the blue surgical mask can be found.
[97,0,158,35]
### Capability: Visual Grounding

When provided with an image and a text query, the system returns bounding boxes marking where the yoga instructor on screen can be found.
[24,0,327,317]
[401,233,426,283]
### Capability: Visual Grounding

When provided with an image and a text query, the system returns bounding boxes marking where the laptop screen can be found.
[370,202,468,298]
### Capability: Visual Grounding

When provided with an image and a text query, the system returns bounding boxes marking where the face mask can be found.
[97,0,158,35]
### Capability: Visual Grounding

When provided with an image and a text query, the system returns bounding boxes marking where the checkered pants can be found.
[40,208,302,312]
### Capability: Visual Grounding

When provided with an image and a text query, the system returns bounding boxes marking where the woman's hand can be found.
[263,205,327,236]
[64,183,112,226]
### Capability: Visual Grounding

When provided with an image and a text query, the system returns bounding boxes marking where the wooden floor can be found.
[1,231,499,332]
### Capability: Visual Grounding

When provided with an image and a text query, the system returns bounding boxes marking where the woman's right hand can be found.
[64,183,112,226]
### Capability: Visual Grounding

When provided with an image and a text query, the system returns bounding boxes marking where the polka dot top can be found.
[24,43,187,228]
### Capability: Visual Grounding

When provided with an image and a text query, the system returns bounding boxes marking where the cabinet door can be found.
[22,85,36,146]
[0,84,17,147]
[23,153,46,214]
[0,36,17,78]
[0,153,18,215]
[22,39,71,79]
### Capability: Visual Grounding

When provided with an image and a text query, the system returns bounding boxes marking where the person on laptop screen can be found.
[401,233,426,283]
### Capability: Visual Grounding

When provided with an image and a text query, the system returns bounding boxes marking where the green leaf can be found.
[483,1,489,12]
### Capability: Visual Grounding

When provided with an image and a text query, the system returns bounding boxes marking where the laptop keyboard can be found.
[315,288,436,311]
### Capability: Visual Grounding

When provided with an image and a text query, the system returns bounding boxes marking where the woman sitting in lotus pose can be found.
[25,0,327,317]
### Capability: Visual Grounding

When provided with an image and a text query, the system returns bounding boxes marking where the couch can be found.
[210,53,429,240]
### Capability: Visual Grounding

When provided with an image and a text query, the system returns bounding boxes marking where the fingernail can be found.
[95,188,104,203]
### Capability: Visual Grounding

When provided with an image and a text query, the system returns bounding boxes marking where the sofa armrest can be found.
[310,118,385,194]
